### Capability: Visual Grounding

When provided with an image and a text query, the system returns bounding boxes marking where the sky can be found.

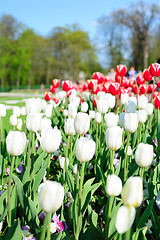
[0,0,159,39]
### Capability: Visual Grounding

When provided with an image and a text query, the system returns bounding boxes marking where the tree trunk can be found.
[143,40,149,69]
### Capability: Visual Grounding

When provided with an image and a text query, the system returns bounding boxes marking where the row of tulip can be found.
[0,64,160,240]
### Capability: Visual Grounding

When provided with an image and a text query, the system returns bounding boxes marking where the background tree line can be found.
[0,1,160,89]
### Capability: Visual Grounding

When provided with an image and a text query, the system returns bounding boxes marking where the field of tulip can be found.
[1,63,160,240]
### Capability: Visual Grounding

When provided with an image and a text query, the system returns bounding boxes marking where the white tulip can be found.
[116,206,136,234]
[135,143,153,167]
[73,164,77,174]
[0,104,6,118]
[6,131,26,156]
[20,106,26,116]
[45,104,53,118]
[69,96,80,107]
[74,112,90,135]
[0,221,3,232]
[40,117,52,131]
[121,94,129,105]
[38,180,64,212]
[9,115,17,127]
[104,94,115,109]
[82,91,91,101]
[59,157,69,169]
[13,106,21,117]
[57,91,66,101]
[125,145,132,156]
[129,96,137,105]
[63,109,68,118]
[105,112,119,128]
[105,126,123,151]
[26,98,42,114]
[81,102,88,113]
[119,112,125,128]
[146,103,153,116]
[105,174,122,196]
[124,113,138,133]
[38,126,61,153]
[122,176,143,207]
[68,105,77,119]
[17,118,23,131]
[137,110,147,124]
[97,99,108,114]
[75,137,96,162]
[95,112,102,123]
[97,91,105,100]
[125,101,136,113]
[64,118,75,135]
[26,113,42,132]
[89,110,95,119]
[138,95,148,110]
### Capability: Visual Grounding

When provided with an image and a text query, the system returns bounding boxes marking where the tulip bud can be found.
[63,109,68,118]
[125,101,136,113]
[95,112,102,123]
[17,118,23,131]
[104,93,116,109]
[121,94,129,105]
[122,176,143,207]
[119,112,125,127]
[40,117,52,131]
[154,95,160,109]
[64,118,75,135]
[137,110,147,124]
[97,99,108,114]
[135,143,153,167]
[26,113,42,132]
[124,113,138,133]
[138,95,148,110]
[125,145,132,156]
[13,106,21,117]
[73,164,77,174]
[74,112,90,135]
[105,126,123,151]
[105,112,119,128]
[75,137,96,162]
[38,127,61,153]
[0,104,6,118]
[149,63,160,77]
[6,131,26,156]
[38,180,64,212]
[26,98,42,114]
[59,157,69,169]
[146,103,153,116]
[105,174,122,196]
[116,205,136,234]
[20,106,26,116]
[9,115,17,127]
[81,102,88,113]
[116,65,127,77]
[89,110,95,119]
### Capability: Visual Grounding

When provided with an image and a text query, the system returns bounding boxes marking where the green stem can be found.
[27,131,32,176]
[46,212,52,240]
[7,156,15,227]
[96,123,98,159]
[70,135,73,163]
[40,212,52,240]
[140,167,144,180]
[122,229,131,240]
[75,162,85,240]
[0,117,3,154]
[137,124,142,146]
[31,132,35,181]
[110,150,115,173]
[124,132,130,182]
[104,196,114,240]
[63,136,70,182]
[46,153,51,179]
[151,77,155,103]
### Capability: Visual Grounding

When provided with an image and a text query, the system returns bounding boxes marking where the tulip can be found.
[59,157,69,169]
[146,103,153,116]
[139,84,147,94]
[81,102,88,113]
[136,73,145,85]
[104,94,116,109]
[40,117,52,131]
[69,96,80,107]
[73,164,77,174]
[129,96,137,105]
[68,105,77,119]
[0,104,6,118]
[132,84,138,94]
[92,72,105,83]
[74,112,90,135]
[6,131,26,156]
[135,143,153,168]
[137,110,147,124]
[105,126,123,151]
[124,113,138,133]
[38,180,64,213]
[82,91,90,101]
[119,112,125,127]
[122,176,143,207]
[143,69,153,81]
[38,126,61,154]
[115,205,136,234]
[44,104,53,118]
[25,98,42,114]
[26,113,42,132]
[92,84,100,94]
[154,95,160,109]
[62,80,72,91]
[97,91,106,99]
[125,145,132,156]
[63,109,68,118]
[20,106,26,116]
[52,79,60,88]
[89,110,95,119]
[116,64,127,77]
[138,95,148,110]
[75,137,96,162]
[97,99,108,114]
[64,118,75,135]
[149,63,160,77]
[13,106,21,117]
[105,112,119,128]
[105,174,122,197]
[125,101,136,113]
[9,115,17,127]
[17,118,23,131]
[109,83,120,95]
[95,112,102,123]
[45,92,52,101]
[120,93,129,105]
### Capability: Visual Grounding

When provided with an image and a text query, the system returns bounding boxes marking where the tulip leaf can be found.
[80,225,103,240]
[131,129,138,148]
[10,185,17,224]
[137,199,154,229]
[4,219,22,240]
[33,151,46,173]
[66,170,74,193]
[157,108,160,150]
[151,208,160,239]
[12,174,25,209]
[88,205,102,234]
[27,197,41,231]
[0,188,8,221]
[32,162,48,194]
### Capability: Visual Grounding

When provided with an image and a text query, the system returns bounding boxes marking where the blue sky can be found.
[1,0,159,39]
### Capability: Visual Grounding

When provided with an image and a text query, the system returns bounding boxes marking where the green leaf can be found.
[12,174,24,209]
[4,219,22,240]
[157,108,160,150]
[32,161,47,194]
[10,186,17,224]
[137,199,154,229]
[33,151,46,173]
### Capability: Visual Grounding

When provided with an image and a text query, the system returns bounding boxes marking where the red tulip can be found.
[157,80,160,88]
[132,84,138,94]
[93,98,97,108]
[147,84,157,94]
[137,73,145,85]
[45,92,52,101]
[116,65,127,77]
[62,80,72,92]
[115,73,122,83]
[129,78,136,88]
[50,86,57,93]
[82,82,88,91]
[92,72,105,83]
[103,82,111,93]
[139,84,147,94]
[52,79,60,88]
[104,75,113,82]
[120,77,129,88]
[149,63,160,77]
[109,82,120,95]
[88,79,98,90]
[153,91,160,100]
[143,69,153,81]
[92,84,100,94]
[53,97,59,104]
[154,95,160,109]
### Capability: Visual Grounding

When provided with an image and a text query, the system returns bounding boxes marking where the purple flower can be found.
[5,167,10,175]
[16,162,24,173]
[0,190,4,196]
[22,225,30,231]
[38,212,46,222]
[114,158,120,169]
[35,141,39,151]
[51,213,67,233]
[153,138,158,147]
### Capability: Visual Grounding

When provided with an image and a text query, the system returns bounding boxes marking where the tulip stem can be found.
[122,229,131,240]
[96,122,99,159]
[76,162,85,240]
[104,196,114,240]
[124,132,130,182]
[31,132,35,181]
[137,124,142,146]
[7,156,15,227]
[0,118,3,154]
[151,77,155,103]
[46,153,51,179]
[63,136,70,182]
[140,167,144,180]
[27,131,32,176]
[110,150,115,173]
[40,212,52,240]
